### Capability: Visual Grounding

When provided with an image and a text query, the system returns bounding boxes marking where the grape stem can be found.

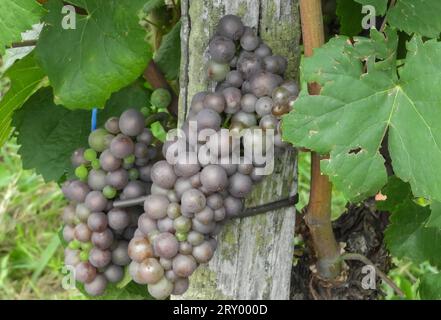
[112,194,299,219]
[300,0,341,279]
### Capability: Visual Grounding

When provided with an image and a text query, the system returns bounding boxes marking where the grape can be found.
[272,86,291,106]
[250,167,265,182]
[174,152,201,178]
[147,277,173,300]
[151,183,169,196]
[129,261,146,284]
[62,205,76,225]
[112,241,131,266]
[84,274,107,296]
[238,158,253,175]
[173,278,190,295]
[68,239,81,250]
[178,242,192,255]
[75,262,97,283]
[181,189,206,214]
[85,191,108,212]
[237,52,262,79]
[138,258,165,285]
[214,207,226,221]
[63,225,75,242]
[71,148,87,168]
[119,109,145,137]
[108,208,130,231]
[240,93,257,113]
[195,206,214,225]
[63,180,90,203]
[151,88,172,109]
[254,43,272,58]
[173,216,191,233]
[200,165,229,193]
[87,169,106,191]
[103,185,117,199]
[187,231,204,246]
[174,178,193,199]
[144,194,169,219]
[172,254,197,278]
[219,156,238,176]
[259,114,278,130]
[104,264,124,283]
[122,181,145,199]
[106,168,129,190]
[189,173,201,188]
[240,27,260,51]
[138,165,152,183]
[134,143,149,159]
[222,87,242,114]
[99,150,122,172]
[196,109,222,131]
[74,165,88,180]
[207,60,230,81]
[157,217,175,233]
[206,193,223,210]
[91,159,101,170]
[280,80,299,97]
[190,91,208,113]
[151,160,177,189]
[159,258,173,271]
[89,128,111,152]
[249,72,283,97]
[226,70,243,88]
[110,134,135,159]
[128,236,154,262]
[166,203,181,219]
[138,213,158,236]
[192,241,214,263]
[216,14,244,40]
[153,232,179,259]
[165,269,178,282]
[229,172,253,198]
[64,248,80,266]
[191,219,215,234]
[89,247,112,268]
[92,229,114,250]
[137,128,153,145]
[231,111,257,127]
[74,223,92,242]
[255,96,273,117]
[105,117,120,135]
[209,36,236,63]
[224,196,244,217]
[87,212,108,232]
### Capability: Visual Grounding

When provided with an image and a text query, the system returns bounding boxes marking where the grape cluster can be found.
[61,108,162,296]
[127,15,298,299]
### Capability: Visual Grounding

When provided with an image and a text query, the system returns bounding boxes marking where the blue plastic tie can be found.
[91,108,98,131]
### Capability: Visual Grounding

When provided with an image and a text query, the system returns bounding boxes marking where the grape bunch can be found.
[127,15,298,299]
[61,108,163,296]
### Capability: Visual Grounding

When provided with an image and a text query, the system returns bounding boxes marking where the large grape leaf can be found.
[283,31,441,202]
[419,274,441,299]
[13,81,149,182]
[354,0,388,15]
[426,201,441,229]
[35,0,152,110]
[0,0,45,54]
[154,21,181,80]
[336,0,363,36]
[0,52,47,146]
[377,177,441,268]
[388,0,441,39]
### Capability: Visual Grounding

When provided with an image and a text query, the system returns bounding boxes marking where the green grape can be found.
[103,185,117,199]
[151,88,172,109]
[91,159,101,170]
[175,232,188,242]
[84,148,97,161]
[140,107,151,117]
[129,168,139,181]
[124,154,135,165]
[75,165,89,180]
[79,250,89,262]
[81,242,92,251]
[68,239,81,250]
[88,128,110,152]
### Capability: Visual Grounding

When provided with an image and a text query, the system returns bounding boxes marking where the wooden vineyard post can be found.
[176,0,301,299]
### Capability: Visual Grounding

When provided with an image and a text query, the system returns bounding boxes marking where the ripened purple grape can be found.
[144,194,169,220]
[231,111,257,127]
[138,213,158,236]
[91,229,114,250]
[89,247,111,268]
[179,242,193,255]
[214,207,226,221]
[147,277,173,300]
[137,165,152,183]
[254,43,272,58]
[85,191,108,212]
[250,167,265,182]
[99,149,122,172]
[226,70,243,88]
[191,218,215,234]
[87,169,106,191]
[209,36,236,63]
[195,206,214,225]
[172,254,197,278]
[137,128,153,145]
[187,231,204,246]
[119,109,145,137]
[87,212,108,232]
[237,52,262,79]
[238,157,254,175]
[249,72,283,97]
[174,152,201,178]
[219,156,238,176]
[138,258,165,285]
[134,142,149,159]
[129,261,146,284]
[196,109,222,131]
[190,91,208,113]
[192,241,214,263]
[63,225,75,242]
[181,189,206,214]
[71,148,87,168]
[259,114,278,130]
[104,264,124,283]
[206,193,224,210]
[157,217,175,233]
[229,172,253,198]
[222,87,242,114]
[281,80,299,98]
[216,14,244,41]
[159,257,173,271]
[224,196,244,217]
[174,178,193,200]
[151,160,177,190]
[75,203,91,222]
[272,86,291,106]
[215,81,232,93]
[200,165,229,193]
[202,92,226,113]
[189,173,201,188]
[105,117,120,135]
[153,232,179,259]
[111,241,131,266]
[84,274,107,296]
[122,181,146,199]
[173,277,189,295]
[128,236,154,262]
[106,168,129,190]
[75,262,97,283]
[74,223,92,242]
[240,93,257,113]
[62,204,76,226]
[240,27,260,51]
[255,96,274,117]
[64,248,80,266]
[63,180,90,203]
[165,269,178,282]
[107,208,130,230]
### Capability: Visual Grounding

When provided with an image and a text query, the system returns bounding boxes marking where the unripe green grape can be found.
[88,128,110,152]
[75,165,88,180]
[103,185,117,199]
[207,60,230,82]
[81,242,93,251]
[79,250,89,262]
[151,88,172,109]
[173,216,191,233]
[91,159,100,170]
[140,107,151,117]
[69,239,81,250]
[128,168,139,181]
[84,148,97,161]
[124,154,135,165]
[175,232,188,242]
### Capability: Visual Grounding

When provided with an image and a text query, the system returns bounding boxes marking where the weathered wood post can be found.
[176,0,301,300]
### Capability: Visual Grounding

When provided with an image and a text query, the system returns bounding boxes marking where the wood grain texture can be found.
[176,0,301,300]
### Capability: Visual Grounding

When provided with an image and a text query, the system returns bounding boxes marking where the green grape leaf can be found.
[143,0,165,14]
[154,21,181,80]
[377,177,441,268]
[336,0,363,36]
[388,0,441,39]
[76,281,152,300]
[354,0,388,15]
[0,52,48,146]
[35,0,152,110]
[13,81,149,182]
[0,0,45,54]
[283,32,441,202]
[426,201,441,229]
[419,273,441,300]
